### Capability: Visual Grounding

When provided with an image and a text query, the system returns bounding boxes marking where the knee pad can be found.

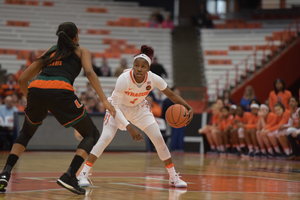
[93,128,100,145]
[14,131,32,147]
[238,128,244,138]
[77,136,94,154]
[156,143,171,161]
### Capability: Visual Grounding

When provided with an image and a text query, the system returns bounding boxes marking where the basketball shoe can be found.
[0,172,10,192]
[78,172,93,187]
[57,173,85,195]
[169,173,187,188]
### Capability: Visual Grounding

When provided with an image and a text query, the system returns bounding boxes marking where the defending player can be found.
[77,45,193,188]
[0,22,115,195]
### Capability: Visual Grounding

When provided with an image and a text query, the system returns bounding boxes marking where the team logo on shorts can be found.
[74,100,83,108]
[146,85,151,90]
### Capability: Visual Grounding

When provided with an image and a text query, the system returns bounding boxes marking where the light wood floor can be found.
[0,151,300,200]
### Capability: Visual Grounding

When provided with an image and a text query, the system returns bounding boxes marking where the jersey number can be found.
[130,98,138,104]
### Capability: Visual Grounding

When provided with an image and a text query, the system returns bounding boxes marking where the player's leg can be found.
[143,123,187,188]
[276,130,290,156]
[57,114,100,194]
[205,130,217,152]
[244,129,254,155]
[238,128,247,154]
[261,131,274,156]
[77,123,118,187]
[250,129,260,156]
[0,119,39,192]
[267,132,281,155]
[256,130,267,156]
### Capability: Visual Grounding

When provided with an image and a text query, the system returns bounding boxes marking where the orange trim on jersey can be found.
[130,69,135,84]
[25,112,43,125]
[104,113,111,125]
[29,79,75,92]
[62,107,86,127]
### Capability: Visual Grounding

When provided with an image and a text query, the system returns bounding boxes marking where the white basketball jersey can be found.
[111,69,167,108]
[292,107,300,126]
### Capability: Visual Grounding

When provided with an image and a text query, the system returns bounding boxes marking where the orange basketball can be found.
[165,104,188,128]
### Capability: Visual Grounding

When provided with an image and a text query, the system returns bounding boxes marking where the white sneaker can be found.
[78,172,93,187]
[169,173,187,188]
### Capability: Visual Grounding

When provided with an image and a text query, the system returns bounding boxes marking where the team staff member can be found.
[269,79,292,112]
[0,22,115,195]
[77,45,193,188]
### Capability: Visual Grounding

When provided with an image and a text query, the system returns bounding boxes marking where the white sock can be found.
[236,146,241,151]
[261,149,267,154]
[267,147,274,154]
[284,148,290,155]
[274,146,281,154]
[219,145,225,151]
[248,145,254,152]
[80,163,92,176]
[210,145,215,150]
[166,163,176,178]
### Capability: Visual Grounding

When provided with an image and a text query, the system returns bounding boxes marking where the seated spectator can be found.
[10,93,19,107]
[162,14,174,29]
[236,103,260,156]
[269,79,292,112]
[114,58,127,77]
[219,106,234,152]
[17,96,26,112]
[79,92,88,106]
[146,95,162,118]
[0,95,18,150]
[27,52,36,67]
[99,57,111,77]
[84,54,101,76]
[261,102,291,157]
[96,101,106,114]
[279,96,300,160]
[0,74,22,102]
[14,65,27,81]
[194,4,214,28]
[150,57,167,78]
[149,9,164,27]
[147,15,159,28]
[240,85,256,112]
[256,104,277,157]
[222,90,235,106]
[86,97,97,113]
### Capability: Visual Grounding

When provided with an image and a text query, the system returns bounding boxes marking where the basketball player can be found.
[261,102,291,157]
[77,45,193,188]
[0,22,115,195]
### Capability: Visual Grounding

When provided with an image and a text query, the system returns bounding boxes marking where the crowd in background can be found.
[199,79,300,161]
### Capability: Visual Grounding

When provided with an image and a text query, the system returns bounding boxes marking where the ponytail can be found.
[39,22,79,66]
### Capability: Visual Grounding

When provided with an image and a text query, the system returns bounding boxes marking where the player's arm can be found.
[80,47,115,117]
[296,110,300,129]
[18,59,43,98]
[112,75,143,142]
[162,86,193,125]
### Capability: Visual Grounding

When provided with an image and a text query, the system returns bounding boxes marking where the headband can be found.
[250,104,259,109]
[260,104,269,111]
[134,54,151,66]
[230,105,237,110]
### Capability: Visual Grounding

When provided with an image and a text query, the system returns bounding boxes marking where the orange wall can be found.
[231,41,300,104]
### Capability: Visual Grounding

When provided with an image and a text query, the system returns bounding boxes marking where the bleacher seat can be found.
[0,0,173,96]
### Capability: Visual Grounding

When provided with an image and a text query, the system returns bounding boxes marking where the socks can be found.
[210,145,215,150]
[81,161,93,176]
[3,154,19,174]
[284,148,290,155]
[166,163,176,177]
[267,147,274,154]
[274,146,281,154]
[248,145,254,153]
[66,155,84,177]
[261,149,267,154]
[236,146,241,151]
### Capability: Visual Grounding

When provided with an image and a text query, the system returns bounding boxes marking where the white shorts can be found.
[286,127,300,135]
[267,130,287,137]
[104,98,156,131]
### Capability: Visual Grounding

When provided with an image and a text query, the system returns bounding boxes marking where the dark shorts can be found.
[24,88,87,128]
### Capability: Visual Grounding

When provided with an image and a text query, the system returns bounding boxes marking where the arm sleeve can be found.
[152,73,168,91]
[112,75,130,127]
[269,112,290,132]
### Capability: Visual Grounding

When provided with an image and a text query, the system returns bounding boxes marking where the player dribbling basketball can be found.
[78,45,193,188]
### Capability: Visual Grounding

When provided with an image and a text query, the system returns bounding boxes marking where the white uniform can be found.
[105,69,167,131]
[286,107,300,135]
[90,69,171,161]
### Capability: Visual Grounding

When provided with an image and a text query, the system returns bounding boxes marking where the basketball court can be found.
[0,151,299,200]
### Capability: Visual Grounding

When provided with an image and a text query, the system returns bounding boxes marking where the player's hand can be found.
[236,122,244,128]
[103,100,116,118]
[127,124,143,142]
[261,129,269,136]
[278,125,284,131]
[186,107,194,126]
